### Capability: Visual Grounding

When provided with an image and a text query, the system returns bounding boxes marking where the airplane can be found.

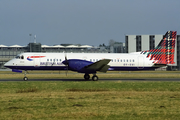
[4,31,177,81]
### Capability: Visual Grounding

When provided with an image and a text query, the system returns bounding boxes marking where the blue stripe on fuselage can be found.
[6,66,158,71]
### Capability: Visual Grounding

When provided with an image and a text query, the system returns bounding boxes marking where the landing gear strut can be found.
[23,71,28,81]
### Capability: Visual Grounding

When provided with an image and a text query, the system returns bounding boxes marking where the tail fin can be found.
[141,31,177,64]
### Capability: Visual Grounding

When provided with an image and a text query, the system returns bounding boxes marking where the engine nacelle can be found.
[63,59,96,73]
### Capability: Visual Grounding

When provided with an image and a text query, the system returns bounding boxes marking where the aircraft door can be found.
[19,55,24,66]
[137,56,144,69]
[34,54,40,67]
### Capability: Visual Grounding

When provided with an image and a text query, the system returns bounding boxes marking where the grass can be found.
[1,70,180,80]
[0,81,180,119]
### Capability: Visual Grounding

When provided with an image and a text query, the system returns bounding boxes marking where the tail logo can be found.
[141,31,177,64]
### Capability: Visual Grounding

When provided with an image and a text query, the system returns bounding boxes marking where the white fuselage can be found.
[5,52,156,71]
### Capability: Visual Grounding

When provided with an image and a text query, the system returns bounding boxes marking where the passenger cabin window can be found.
[21,56,24,59]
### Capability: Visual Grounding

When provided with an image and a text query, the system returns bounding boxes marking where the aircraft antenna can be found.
[29,34,32,42]
[34,35,36,43]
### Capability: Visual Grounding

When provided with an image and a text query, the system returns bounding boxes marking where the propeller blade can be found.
[65,54,69,76]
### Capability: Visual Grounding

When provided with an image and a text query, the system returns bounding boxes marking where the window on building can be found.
[125,36,128,53]
[150,35,155,50]
[136,35,141,52]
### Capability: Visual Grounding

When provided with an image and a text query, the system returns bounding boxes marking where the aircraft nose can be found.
[4,61,12,68]
[4,62,9,67]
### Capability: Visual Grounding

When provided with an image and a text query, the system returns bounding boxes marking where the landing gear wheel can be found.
[84,74,90,80]
[92,75,98,81]
[23,77,28,81]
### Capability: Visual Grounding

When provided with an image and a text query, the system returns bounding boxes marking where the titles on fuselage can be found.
[40,62,63,66]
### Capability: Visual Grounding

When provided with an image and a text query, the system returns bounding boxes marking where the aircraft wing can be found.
[84,59,111,72]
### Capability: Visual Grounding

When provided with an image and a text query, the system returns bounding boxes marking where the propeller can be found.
[64,54,69,76]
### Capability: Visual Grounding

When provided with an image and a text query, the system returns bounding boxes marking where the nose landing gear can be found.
[23,71,28,81]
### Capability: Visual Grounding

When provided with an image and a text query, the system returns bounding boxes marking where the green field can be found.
[1,71,180,80]
[0,71,180,119]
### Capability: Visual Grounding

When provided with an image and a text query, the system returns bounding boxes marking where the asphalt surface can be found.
[0,78,180,82]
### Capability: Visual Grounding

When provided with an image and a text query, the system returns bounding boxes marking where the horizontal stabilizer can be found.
[153,64,167,67]
[85,59,111,73]
[12,69,22,73]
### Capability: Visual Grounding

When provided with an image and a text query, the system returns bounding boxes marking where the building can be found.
[125,34,180,70]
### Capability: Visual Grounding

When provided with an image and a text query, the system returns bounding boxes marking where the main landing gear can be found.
[22,71,98,81]
[84,74,99,81]
[23,71,28,81]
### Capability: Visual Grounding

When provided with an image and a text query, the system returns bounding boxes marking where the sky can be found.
[0,0,180,46]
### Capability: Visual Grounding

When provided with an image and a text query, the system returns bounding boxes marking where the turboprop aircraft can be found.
[4,31,177,81]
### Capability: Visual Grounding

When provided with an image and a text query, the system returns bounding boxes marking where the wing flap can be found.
[85,59,111,73]
[99,64,110,72]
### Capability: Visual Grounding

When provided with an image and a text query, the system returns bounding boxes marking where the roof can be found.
[41,45,50,48]
[9,45,24,47]
[0,45,8,47]
[66,45,79,48]
[52,45,65,48]
[0,44,93,48]
[80,45,93,48]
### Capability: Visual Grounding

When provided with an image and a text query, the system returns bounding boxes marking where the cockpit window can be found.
[21,55,24,59]
[16,56,20,59]
[15,55,24,59]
